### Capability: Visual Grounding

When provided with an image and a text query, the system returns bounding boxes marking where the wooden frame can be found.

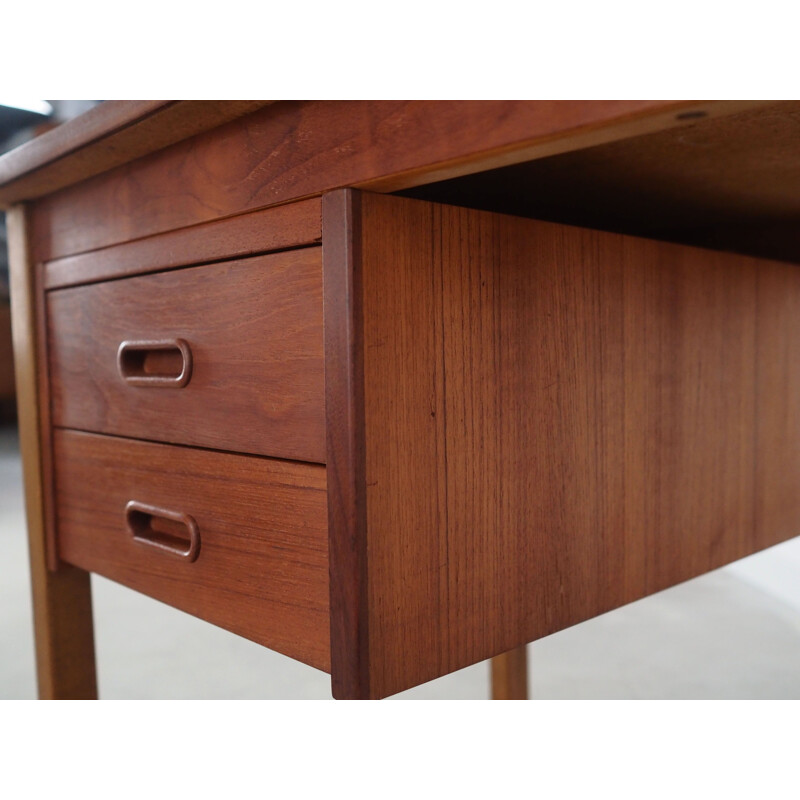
[7,204,97,699]
[5,101,800,700]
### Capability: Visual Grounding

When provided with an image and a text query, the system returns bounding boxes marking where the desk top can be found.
[2,100,797,264]
[0,100,703,202]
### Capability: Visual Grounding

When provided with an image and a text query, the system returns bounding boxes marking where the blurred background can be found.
[1,102,800,699]
[0,100,100,424]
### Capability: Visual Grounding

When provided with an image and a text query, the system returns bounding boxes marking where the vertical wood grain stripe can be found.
[355,191,795,699]
[323,190,370,699]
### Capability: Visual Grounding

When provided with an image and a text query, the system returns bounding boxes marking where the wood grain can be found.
[0,101,274,208]
[7,205,97,699]
[33,206,62,571]
[326,191,800,698]
[754,260,800,551]
[54,429,330,671]
[44,198,321,290]
[491,647,529,700]
[322,191,369,699]
[47,248,325,463]
[27,100,739,262]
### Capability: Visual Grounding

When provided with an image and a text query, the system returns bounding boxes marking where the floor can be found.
[2,424,800,700]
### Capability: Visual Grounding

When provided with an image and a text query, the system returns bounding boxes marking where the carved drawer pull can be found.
[117,339,192,387]
[125,501,200,562]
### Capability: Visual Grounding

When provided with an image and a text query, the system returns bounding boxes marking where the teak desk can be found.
[3,100,800,699]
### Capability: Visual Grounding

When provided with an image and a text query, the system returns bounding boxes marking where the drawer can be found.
[47,248,324,463]
[53,429,330,671]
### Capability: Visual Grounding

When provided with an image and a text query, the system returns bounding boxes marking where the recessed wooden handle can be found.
[117,338,192,387]
[125,501,200,562]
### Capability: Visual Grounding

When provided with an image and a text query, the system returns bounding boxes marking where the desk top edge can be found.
[0,100,762,209]
[0,100,276,208]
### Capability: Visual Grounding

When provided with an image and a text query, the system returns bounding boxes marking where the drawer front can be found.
[53,429,330,671]
[47,248,324,463]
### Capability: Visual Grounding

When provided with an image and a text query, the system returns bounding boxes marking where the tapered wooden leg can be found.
[491,645,529,699]
[8,205,98,699]
[29,567,98,699]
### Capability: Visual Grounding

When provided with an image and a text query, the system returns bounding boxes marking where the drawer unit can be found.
[47,248,325,463]
[53,429,330,671]
[13,153,800,702]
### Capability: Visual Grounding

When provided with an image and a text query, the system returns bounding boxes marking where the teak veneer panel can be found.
[754,259,800,548]
[47,248,324,463]
[44,197,321,290]
[27,100,741,262]
[54,430,330,671]
[325,191,800,699]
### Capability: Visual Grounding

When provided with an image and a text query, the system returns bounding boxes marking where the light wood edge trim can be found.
[358,100,772,193]
[7,204,98,699]
[0,101,276,208]
[323,189,371,699]
[9,205,56,571]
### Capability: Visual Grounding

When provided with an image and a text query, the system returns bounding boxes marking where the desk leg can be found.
[8,205,98,700]
[28,566,97,699]
[491,645,529,699]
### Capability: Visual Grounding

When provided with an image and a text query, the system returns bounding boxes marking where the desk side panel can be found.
[350,191,799,699]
